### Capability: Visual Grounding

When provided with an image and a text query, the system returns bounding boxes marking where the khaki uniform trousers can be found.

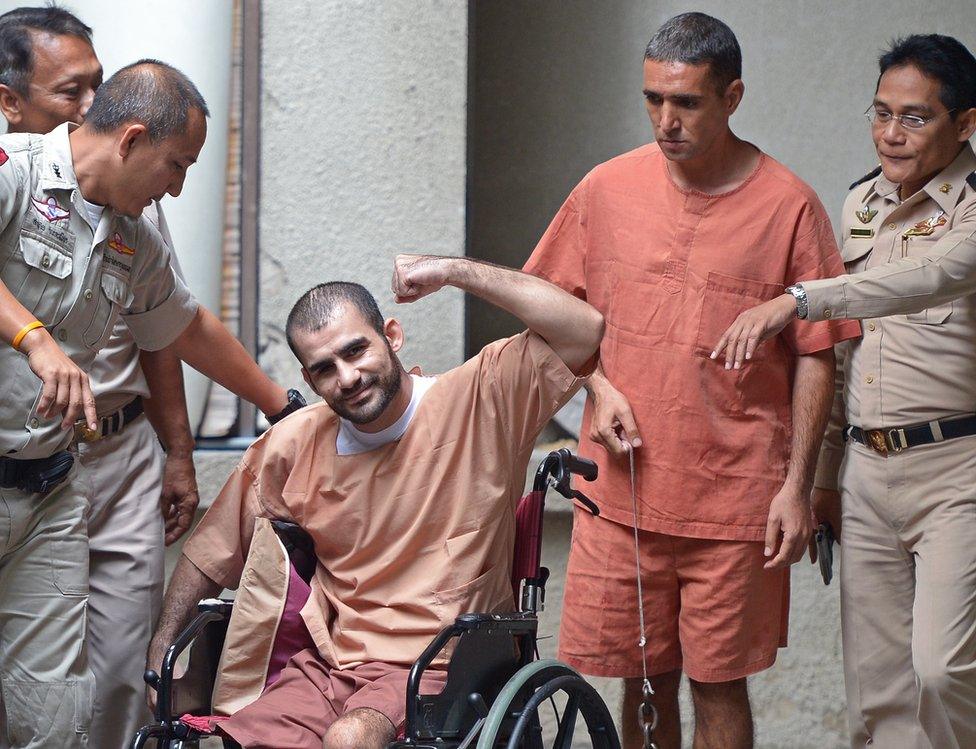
[77,415,164,749]
[840,435,976,749]
[0,463,95,748]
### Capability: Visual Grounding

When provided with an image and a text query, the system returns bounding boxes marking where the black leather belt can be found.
[846,414,976,456]
[74,396,144,443]
[0,451,74,494]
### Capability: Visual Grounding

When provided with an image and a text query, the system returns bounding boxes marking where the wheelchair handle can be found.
[532,449,600,515]
[557,448,598,482]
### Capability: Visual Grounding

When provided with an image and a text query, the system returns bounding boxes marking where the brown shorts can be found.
[220,648,448,748]
[558,509,789,683]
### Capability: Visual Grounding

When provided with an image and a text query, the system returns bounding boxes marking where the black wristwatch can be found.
[267,388,307,425]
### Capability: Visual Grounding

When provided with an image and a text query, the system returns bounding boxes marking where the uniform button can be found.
[867,322,876,331]
[29,418,38,429]
[823,309,832,318]
[887,223,897,231]
[865,375,875,384]
[57,329,67,342]
[84,289,93,301]
[40,254,51,268]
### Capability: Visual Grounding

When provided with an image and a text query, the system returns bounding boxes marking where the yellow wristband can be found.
[12,320,44,351]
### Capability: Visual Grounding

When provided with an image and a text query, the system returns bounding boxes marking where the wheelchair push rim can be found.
[475,659,620,749]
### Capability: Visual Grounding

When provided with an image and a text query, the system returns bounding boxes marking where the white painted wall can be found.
[256,0,468,392]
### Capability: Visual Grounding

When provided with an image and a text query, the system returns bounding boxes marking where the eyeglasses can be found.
[864,105,956,130]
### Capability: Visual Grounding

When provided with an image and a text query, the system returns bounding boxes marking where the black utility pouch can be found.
[23,451,74,495]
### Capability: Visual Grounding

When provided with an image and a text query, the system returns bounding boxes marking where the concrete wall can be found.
[257,0,468,392]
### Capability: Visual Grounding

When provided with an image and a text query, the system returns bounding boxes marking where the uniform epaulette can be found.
[967,171,976,192]
[849,165,883,191]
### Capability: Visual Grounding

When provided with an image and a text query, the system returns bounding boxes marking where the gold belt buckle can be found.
[73,421,102,443]
[865,429,888,456]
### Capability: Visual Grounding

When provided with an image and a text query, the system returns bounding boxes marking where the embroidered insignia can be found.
[30,195,70,222]
[52,163,61,179]
[855,206,877,224]
[0,147,7,167]
[904,211,948,237]
[107,232,136,256]
[850,227,875,238]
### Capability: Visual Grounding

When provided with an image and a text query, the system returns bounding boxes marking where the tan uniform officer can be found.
[0,10,242,747]
[713,34,976,749]
[0,61,292,749]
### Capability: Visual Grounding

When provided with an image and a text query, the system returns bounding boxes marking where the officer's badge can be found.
[904,211,947,237]
[30,195,70,222]
[108,232,136,255]
[855,206,877,224]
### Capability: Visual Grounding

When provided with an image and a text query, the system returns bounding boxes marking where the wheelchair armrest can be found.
[454,611,538,634]
[152,599,233,722]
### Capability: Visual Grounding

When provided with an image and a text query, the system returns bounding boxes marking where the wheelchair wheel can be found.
[476,659,620,749]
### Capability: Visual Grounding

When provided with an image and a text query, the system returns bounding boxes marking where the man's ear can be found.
[956,107,976,143]
[0,85,24,128]
[384,318,405,353]
[118,123,149,159]
[300,367,318,396]
[725,79,744,116]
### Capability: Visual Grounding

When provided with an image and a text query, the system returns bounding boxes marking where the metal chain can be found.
[626,443,659,749]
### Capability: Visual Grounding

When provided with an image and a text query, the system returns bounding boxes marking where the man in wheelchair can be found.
[146,254,604,748]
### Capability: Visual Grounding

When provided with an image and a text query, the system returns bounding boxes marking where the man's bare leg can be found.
[622,670,681,749]
[688,677,752,749]
[322,707,395,749]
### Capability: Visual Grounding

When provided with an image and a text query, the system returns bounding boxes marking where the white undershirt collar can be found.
[336,375,436,455]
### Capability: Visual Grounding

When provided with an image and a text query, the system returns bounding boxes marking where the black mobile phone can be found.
[815,522,835,585]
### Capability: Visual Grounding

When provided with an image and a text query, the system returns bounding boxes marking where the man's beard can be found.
[331,354,403,425]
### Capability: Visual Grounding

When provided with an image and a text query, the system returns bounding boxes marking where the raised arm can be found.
[391,254,604,374]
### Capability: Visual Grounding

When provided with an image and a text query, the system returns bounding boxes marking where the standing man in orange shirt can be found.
[524,12,860,748]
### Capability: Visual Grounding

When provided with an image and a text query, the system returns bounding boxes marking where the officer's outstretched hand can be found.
[19,328,97,431]
[711,293,797,370]
[587,374,642,458]
[392,254,451,303]
[764,481,813,569]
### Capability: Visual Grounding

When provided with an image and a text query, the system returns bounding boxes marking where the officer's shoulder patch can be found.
[0,147,7,167]
[849,165,882,191]
[967,170,976,192]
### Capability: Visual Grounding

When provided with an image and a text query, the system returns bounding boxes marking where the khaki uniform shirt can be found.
[809,145,976,488]
[0,124,198,458]
[89,201,187,414]
[182,332,582,669]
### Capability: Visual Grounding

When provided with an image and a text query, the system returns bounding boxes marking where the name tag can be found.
[849,228,874,239]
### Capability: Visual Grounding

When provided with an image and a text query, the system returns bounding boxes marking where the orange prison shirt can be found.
[525,143,861,541]
[181,332,582,669]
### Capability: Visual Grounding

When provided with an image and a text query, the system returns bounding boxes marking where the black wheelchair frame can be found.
[131,449,620,749]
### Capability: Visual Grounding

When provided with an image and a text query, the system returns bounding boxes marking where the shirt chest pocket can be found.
[902,231,952,325]
[9,234,73,324]
[83,273,134,349]
[694,271,784,360]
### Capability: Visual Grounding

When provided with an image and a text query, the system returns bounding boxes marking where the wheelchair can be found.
[131,449,621,748]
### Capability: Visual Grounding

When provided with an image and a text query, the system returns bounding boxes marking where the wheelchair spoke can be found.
[554,693,580,749]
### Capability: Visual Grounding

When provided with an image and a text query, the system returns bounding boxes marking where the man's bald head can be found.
[84,58,209,141]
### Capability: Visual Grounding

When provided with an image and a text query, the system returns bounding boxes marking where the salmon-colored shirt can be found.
[182,332,581,668]
[525,143,861,541]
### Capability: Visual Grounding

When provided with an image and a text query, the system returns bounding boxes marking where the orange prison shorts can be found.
[558,508,789,683]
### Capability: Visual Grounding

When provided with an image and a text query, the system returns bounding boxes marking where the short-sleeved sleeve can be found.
[780,199,862,354]
[181,462,268,589]
[475,331,583,451]
[523,181,587,299]
[121,222,198,350]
